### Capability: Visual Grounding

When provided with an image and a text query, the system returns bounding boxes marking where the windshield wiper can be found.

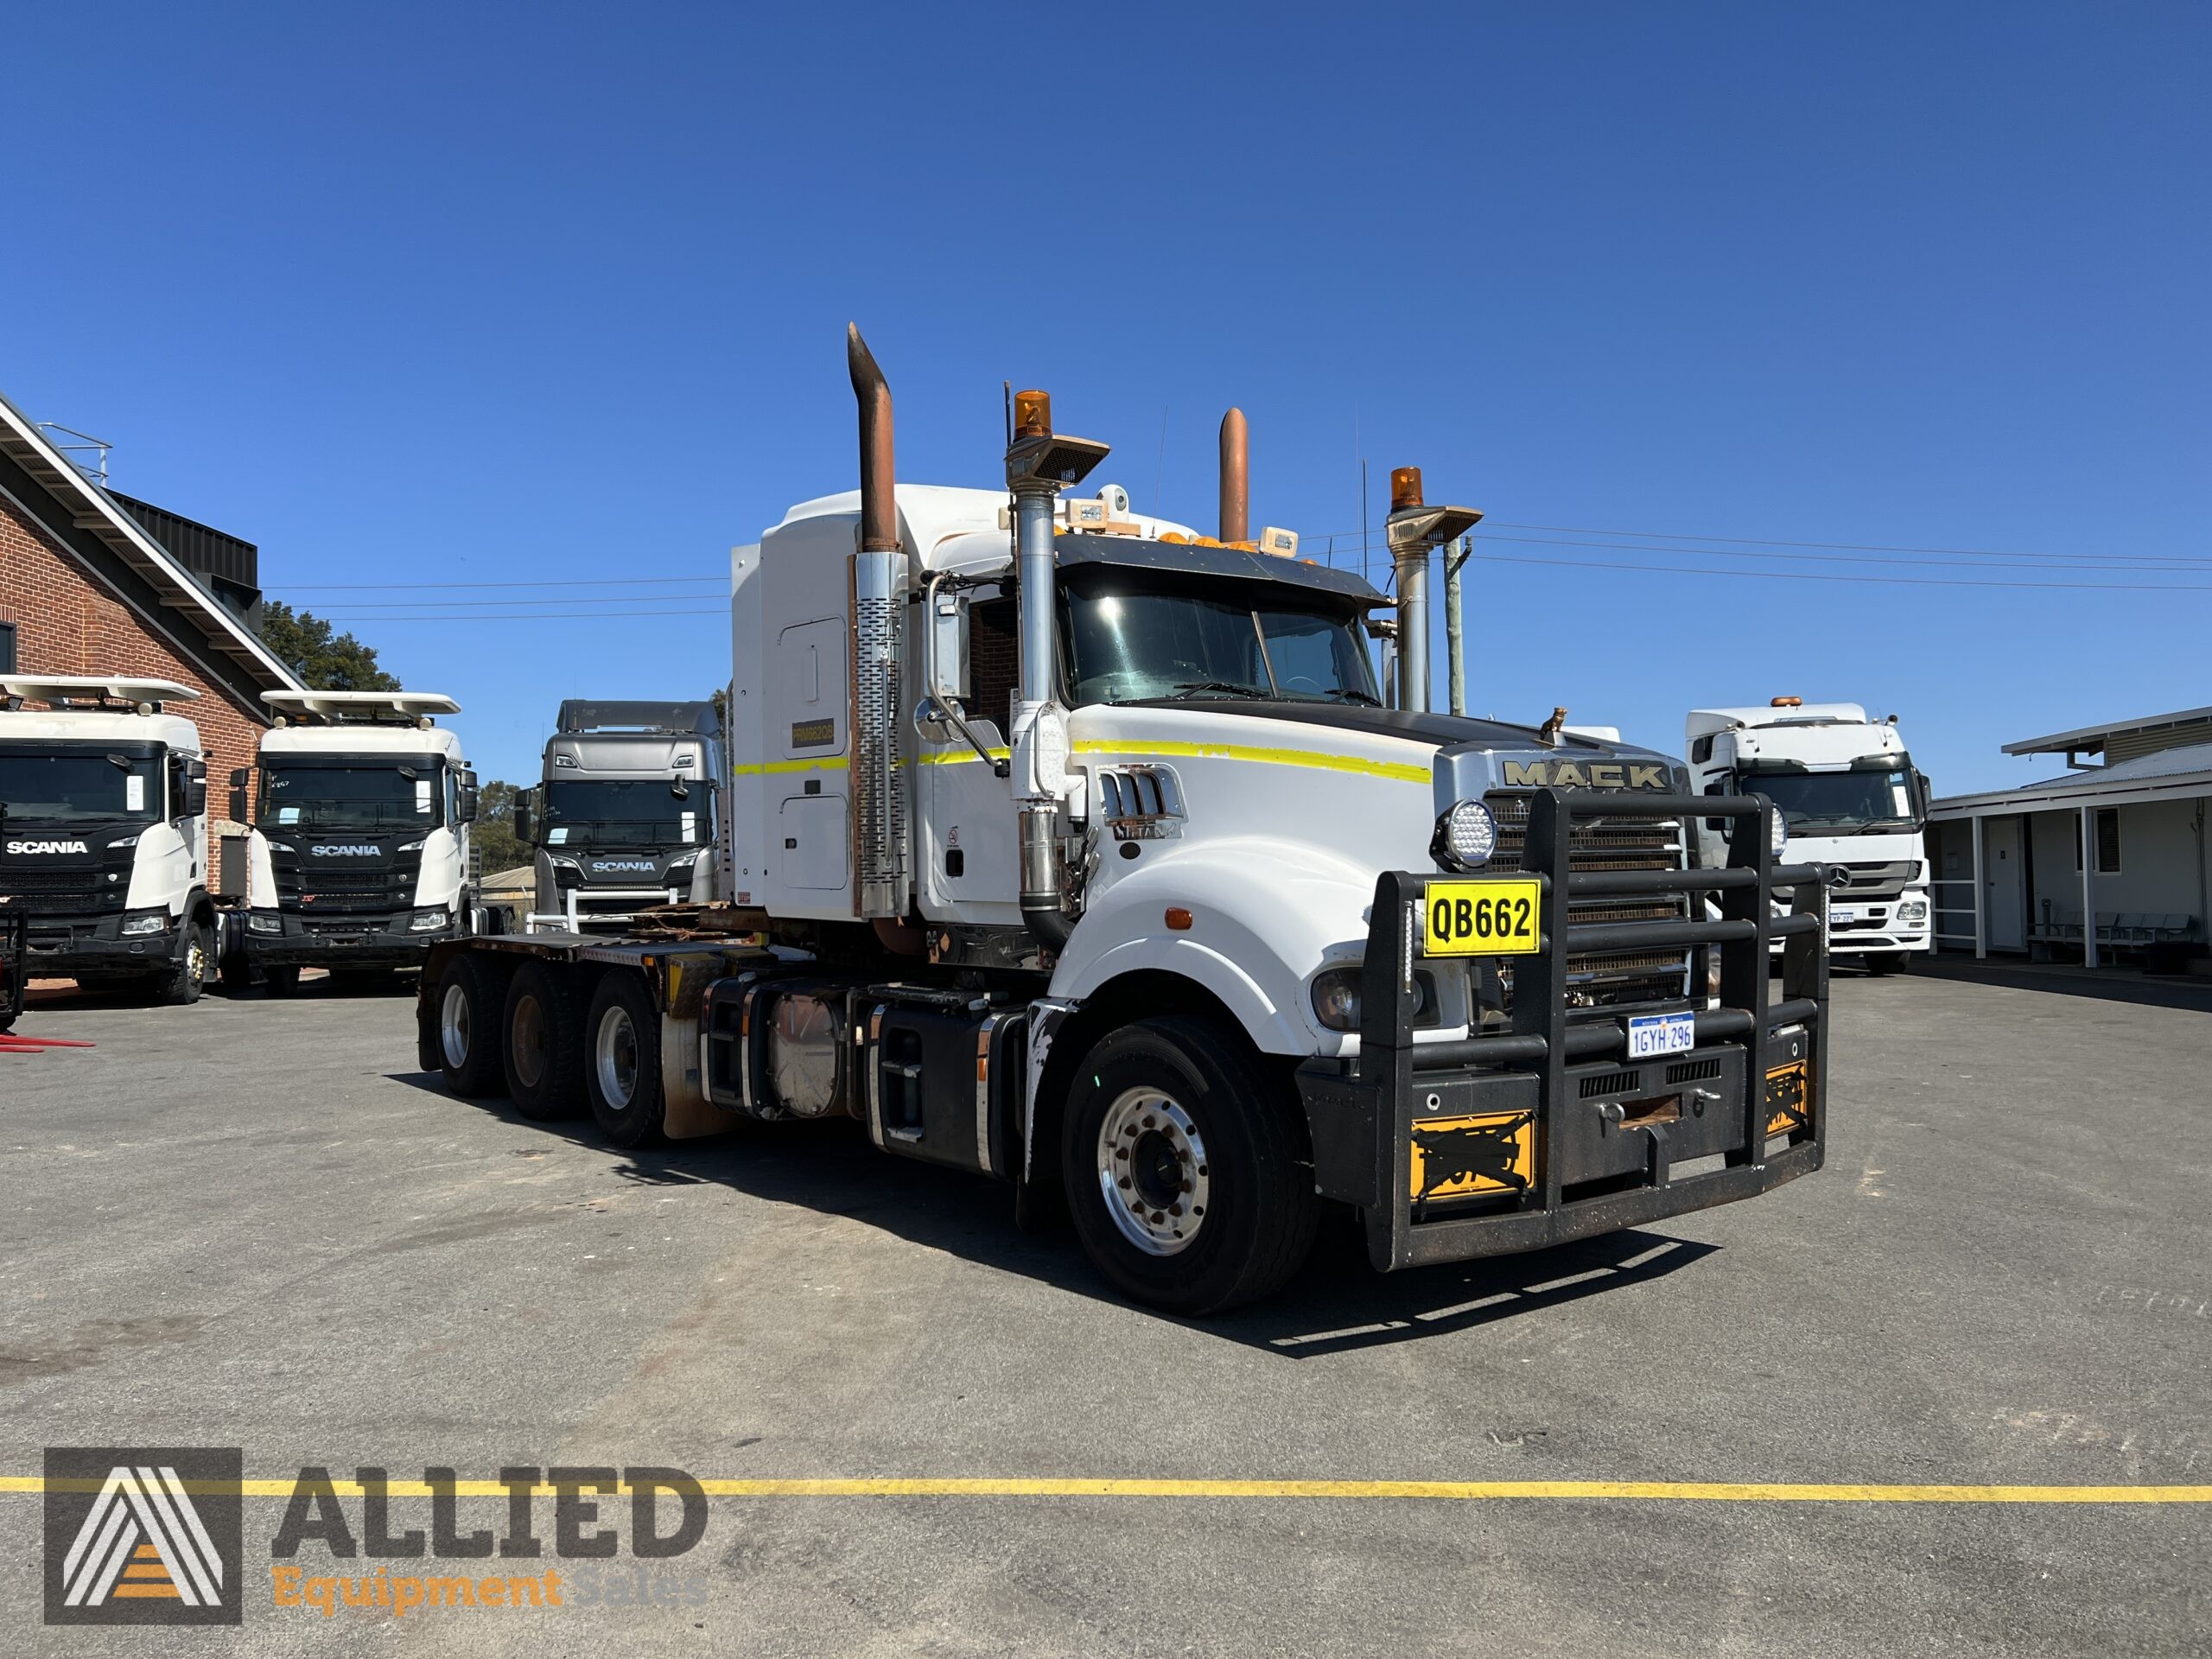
[1168,681,1271,701]
[1315,688,1382,707]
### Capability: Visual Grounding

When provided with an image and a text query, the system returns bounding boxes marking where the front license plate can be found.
[1829,906,1859,925]
[1421,878,1541,957]
[1625,1010,1696,1058]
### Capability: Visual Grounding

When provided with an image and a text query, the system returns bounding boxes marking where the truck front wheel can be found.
[1062,1015,1317,1316]
[585,971,664,1148]
[156,922,213,1007]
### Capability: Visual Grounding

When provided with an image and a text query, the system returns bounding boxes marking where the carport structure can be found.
[1927,707,2212,967]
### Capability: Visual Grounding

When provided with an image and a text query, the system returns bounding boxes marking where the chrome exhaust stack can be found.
[1004,390,1109,953]
[1383,467,1483,713]
[846,324,909,918]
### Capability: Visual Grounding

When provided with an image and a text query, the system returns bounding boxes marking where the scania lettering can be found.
[242,692,480,992]
[514,700,722,936]
[0,677,220,1005]
[1687,700,1931,974]
[416,329,1834,1314]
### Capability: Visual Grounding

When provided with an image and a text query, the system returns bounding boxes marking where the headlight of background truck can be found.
[409,908,449,932]
[1897,898,1929,923]
[120,910,170,937]
[247,912,282,934]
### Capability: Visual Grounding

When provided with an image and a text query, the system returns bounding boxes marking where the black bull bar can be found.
[1296,789,1830,1271]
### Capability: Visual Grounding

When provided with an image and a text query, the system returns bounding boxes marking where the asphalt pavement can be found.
[1,967,2206,1656]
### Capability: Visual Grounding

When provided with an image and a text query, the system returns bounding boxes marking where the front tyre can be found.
[1866,952,1912,976]
[156,922,212,1006]
[1062,1015,1317,1316]
[584,970,664,1147]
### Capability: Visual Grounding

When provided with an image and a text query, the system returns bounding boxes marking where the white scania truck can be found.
[516,700,722,934]
[242,691,480,993]
[1686,701,1930,973]
[414,329,1834,1313]
[0,677,219,1005]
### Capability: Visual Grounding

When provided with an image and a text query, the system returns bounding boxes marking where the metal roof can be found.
[2000,705,2212,757]
[1929,742,2212,819]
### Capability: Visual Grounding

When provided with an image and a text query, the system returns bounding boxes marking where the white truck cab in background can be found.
[241,691,478,992]
[1687,699,1932,972]
[0,677,219,1003]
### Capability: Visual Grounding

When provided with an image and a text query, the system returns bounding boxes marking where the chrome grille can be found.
[1485,791,1692,1014]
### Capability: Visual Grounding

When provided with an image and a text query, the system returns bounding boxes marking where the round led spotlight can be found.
[1431,799,1498,872]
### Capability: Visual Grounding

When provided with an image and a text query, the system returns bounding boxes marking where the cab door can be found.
[920,596,1020,926]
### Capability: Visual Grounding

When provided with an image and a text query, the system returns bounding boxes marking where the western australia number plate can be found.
[1421,878,1541,957]
[1626,1011,1696,1058]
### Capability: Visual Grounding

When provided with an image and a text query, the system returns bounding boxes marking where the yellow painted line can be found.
[1073,738,1430,785]
[731,756,849,776]
[1,1476,2204,1503]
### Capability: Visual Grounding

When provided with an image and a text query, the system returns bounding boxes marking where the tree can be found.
[257,601,400,691]
[471,779,528,875]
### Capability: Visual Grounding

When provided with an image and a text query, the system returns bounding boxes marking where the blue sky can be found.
[5,2,2204,791]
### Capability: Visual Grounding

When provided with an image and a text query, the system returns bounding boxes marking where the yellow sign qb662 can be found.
[1421,878,1541,957]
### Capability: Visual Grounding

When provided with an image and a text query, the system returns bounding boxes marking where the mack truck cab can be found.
[0,677,219,1005]
[515,700,721,934]
[416,328,1834,1315]
[242,691,479,993]
[1687,700,1931,973]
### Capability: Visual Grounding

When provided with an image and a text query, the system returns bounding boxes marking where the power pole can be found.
[1445,535,1471,715]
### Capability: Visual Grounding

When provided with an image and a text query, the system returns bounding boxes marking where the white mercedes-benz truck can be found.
[1686,700,1931,973]
[415,329,1834,1314]
[516,700,722,934]
[0,677,219,1005]
[241,691,479,994]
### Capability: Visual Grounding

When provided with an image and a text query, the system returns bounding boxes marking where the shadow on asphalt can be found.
[1914,957,2212,1013]
[390,1069,1722,1352]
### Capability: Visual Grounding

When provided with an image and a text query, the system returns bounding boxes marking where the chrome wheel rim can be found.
[595,1006,639,1109]
[1096,1086,1210,1256]
[511,994,545,1089]
[440,980,472,1069]
[182,932,207,990]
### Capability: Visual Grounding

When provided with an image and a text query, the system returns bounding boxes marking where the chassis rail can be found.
[1302,788,1830,1271]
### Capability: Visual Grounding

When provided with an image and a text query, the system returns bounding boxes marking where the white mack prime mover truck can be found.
[1687,700,1931,974]
[242,691,480,993]
[414,328,1834,1313]
[0,677,219,1005]
[515,700,722,934]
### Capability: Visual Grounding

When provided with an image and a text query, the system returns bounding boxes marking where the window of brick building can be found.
[0,620,15,673]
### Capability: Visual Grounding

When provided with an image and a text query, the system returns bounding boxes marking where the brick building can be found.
[0,391,302,826]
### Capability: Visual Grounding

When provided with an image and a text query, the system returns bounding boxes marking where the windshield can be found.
[542,779,702,848]
[1061,585,1378,706]
[1747,765,1921,832]
[0,746,162,825]
[260,764,442,832]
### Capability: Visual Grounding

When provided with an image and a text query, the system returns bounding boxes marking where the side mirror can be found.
[181,758,208,819]
[458,785,480,824]
[512,802,534,846]
[229,767,251,790]
[1914,769,1933,815]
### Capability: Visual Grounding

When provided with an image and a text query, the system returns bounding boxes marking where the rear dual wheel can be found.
[435,954,506,1097]
[585,971,664,1148]
[504,962,585,1122]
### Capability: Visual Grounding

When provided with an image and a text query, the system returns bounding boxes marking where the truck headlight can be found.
[409,907,450,932]
[1310,966,1363,1032]
[1896,898,1928,923]
[397,839,426,854]
[1430,800,1498,872]
[248,912,282,935]
[120,910,170,938]
[1770,812,1788,857]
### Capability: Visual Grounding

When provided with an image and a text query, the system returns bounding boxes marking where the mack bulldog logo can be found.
[7,839,92,855]
[1501,760,1668,790]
